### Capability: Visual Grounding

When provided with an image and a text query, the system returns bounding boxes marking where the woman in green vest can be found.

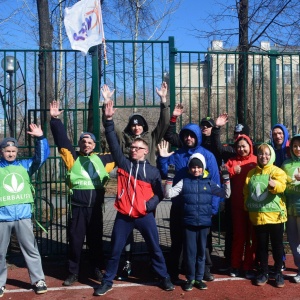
[244,143,287,288]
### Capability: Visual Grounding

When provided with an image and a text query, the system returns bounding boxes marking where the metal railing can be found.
[1,39,299,255]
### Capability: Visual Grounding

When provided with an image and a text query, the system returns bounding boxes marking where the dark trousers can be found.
[103,212,169,286]
[254,223,284,274]
[168,203,212,278]
[68,202,104,275]
[184,225,210,281]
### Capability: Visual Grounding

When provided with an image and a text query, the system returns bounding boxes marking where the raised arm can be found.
[163,103,184,148]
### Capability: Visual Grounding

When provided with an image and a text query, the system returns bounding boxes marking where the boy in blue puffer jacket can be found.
[165,153,230,292]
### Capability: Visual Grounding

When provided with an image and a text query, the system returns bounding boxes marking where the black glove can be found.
[167,164,175,179]
[220,166,230,181]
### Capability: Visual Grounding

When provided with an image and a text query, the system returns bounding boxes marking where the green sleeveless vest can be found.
[68,154,109,190]
[0,165,34,207]
[246,174,282,212]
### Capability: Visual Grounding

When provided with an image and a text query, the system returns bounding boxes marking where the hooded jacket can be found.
[270,123,290,167]
[116,102,169,166]
[281,134,300,216]
[244,143,287,225]
[166,153,231,225]
[158,123,221,210]
[225,134,257,210]
[105,119,163,218]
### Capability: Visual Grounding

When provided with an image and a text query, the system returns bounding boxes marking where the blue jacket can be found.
[0,136,50,222]
[270,123,290,167]
[158,123,221,210]
[182,176,214,227]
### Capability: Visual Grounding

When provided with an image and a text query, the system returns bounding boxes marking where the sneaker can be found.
[281,261,286,272]
[63,273,78,286]
[194,280,207,290]
[94,268,103,282]
[275,273,285,288]
[183,280,194,291]
[160,277,175,291]
[35,280,47,294]
[292,272,300,283]
[256,273,269,286]
[245,270,256,279]
[229,268,239,277]
[0,286,5,298]
[93,282,113,296]
[117,261,131,280]
[203,271,215,281]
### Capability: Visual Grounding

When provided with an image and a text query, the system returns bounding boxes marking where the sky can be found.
[160,0,216,51]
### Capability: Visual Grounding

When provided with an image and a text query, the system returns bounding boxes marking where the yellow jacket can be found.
[243,144,287,226]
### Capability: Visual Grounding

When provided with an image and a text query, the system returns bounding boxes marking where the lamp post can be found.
[1,56,19,136]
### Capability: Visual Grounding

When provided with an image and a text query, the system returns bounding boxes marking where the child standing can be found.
[282,134,300,283]
[165,153,231,291]
[244,143,287,288]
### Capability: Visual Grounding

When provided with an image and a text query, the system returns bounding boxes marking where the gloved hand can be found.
[220,165,230,182]
[167,164,175,179]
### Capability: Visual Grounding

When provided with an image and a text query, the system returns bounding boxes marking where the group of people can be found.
[0,81,299,297]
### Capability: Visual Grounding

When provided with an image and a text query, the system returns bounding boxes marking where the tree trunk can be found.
[237,0,249,123]
[37,0,54,127]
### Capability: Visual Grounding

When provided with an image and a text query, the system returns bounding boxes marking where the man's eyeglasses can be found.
[130,146,146,151]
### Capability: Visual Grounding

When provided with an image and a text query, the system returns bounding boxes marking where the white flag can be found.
[64,0,105,55]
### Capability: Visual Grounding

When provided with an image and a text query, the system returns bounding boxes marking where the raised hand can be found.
[220,165,230,181]
[172,103,184,117]
[50,100,64,118]
[104,100,117,120]
[157,140,174,157]
[215,113,228,127]
[27,124,43,137]
[101,84,115,104]
[156,81,168,103]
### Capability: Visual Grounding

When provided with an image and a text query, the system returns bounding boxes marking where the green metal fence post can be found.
[91,46,100,151]
[168,37,177,114]
[269,50,278,126]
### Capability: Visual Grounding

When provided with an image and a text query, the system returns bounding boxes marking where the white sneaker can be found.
[293,273,300,283]
[0,286,5,298]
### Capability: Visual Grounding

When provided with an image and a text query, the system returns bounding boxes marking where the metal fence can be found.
[1,38,299,256]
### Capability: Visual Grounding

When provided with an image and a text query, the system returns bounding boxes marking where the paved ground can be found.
[5,197,299,299]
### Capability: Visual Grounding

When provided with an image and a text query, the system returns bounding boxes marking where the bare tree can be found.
[195,0,300,123]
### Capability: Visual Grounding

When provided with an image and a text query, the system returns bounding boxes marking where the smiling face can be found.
[272,127,284,149]
[292,139,300,157]
[257,146,271,167]
[189,165,203,177]
[79,137,96,155]
[200,122,213,137]
[130,124,144,136]
[236,139,250,157]
[2,146,18,162]
[182,130,196,148]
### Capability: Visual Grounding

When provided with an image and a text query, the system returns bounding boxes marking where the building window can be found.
[253,64,261,85]
[224,63,234,84]
[283,64,291,85]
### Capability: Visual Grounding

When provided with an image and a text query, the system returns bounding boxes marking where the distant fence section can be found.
[1,38,299,256]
